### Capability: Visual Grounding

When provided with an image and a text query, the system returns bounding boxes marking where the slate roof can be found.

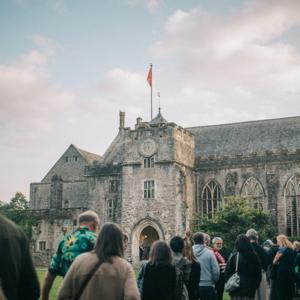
[150,108,168,125]
[186,116,300,159]
[73,145,102,163]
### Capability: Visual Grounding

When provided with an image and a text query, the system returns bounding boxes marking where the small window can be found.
[39,241,46,251]
[65,156,69,162]
[73,219,77,226]
[144,156,154,168]
[144,180,155,199]
[64,200,69,208]
[107,199,117,221]
[74,156,78,162]
[109,180,119,193]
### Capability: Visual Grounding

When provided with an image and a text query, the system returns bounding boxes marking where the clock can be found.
[139,138,157,157]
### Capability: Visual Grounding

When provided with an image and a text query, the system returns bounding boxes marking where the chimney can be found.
[135,117,142,129]
[119,111,125,130]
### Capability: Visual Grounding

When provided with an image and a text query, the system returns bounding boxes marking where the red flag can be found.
[147,65,152,87]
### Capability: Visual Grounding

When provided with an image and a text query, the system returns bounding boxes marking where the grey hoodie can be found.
[193,244,220,287]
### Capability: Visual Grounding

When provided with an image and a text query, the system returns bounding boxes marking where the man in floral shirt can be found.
[41,210,99,300]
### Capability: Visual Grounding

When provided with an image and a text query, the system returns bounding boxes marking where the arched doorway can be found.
[139,226,159,260]
[131,218,164,264]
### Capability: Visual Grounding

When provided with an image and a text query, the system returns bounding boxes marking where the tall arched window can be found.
[284,176,300,236]
[201,180,222,218]
[241,177,265,210]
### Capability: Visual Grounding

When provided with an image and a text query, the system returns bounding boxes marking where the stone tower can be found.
[86,110,195,262]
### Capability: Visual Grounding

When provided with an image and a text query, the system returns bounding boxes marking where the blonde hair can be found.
[293,241,300,251]
[183,237,197,263]
[277,234,293,249]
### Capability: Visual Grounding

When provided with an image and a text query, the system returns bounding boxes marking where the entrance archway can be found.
[139,226,159,260]
[131,218,164,264]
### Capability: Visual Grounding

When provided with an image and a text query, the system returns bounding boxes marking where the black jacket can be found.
[251,242,269,271]
[225,251,261,297]
[142,263,177,300]
[0,214,40,300]
[187,260,201,300]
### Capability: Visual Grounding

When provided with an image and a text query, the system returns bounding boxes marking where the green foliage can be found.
[0,192,37,238]
[192,196,276,255]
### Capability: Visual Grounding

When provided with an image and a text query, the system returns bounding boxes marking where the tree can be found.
[0,192,35,238]
[192,196,276,256]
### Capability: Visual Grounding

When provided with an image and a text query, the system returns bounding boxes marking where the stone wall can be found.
[42,145,87,183]
[195,155,300,234]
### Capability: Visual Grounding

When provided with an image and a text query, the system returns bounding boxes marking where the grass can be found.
[37,268,230,300]
[37,268,63,300]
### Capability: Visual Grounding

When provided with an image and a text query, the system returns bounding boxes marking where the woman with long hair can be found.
[139,240,176,300]
[57,223,140,300]
[183,237,201,300]
[225,234,261,300]
[273,234,294,300]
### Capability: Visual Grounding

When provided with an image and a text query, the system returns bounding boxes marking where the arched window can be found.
[284,176,300,236]
[241,177,265,210]
[201,180,222,218]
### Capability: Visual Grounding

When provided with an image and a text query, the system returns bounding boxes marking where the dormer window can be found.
[144,156,154,168]
[65,156,69,162]
[74,156,78,162]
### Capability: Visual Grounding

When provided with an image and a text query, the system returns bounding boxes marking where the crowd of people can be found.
[2,209,300,300]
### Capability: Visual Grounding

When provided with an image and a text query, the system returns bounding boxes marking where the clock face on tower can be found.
[139,138,157,157]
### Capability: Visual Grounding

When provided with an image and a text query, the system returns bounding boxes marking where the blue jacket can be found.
[193,244,220,287]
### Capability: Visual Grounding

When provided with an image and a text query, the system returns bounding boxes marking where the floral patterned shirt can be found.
[49,226,97,276]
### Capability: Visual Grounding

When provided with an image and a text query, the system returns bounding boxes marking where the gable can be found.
[41,144,101,183]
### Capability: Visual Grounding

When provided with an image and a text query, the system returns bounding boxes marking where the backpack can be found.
[175,259,189,300]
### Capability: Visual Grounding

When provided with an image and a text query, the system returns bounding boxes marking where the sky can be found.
[1,0,300,202]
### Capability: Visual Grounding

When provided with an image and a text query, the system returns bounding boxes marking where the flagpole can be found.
[150,63,153,120]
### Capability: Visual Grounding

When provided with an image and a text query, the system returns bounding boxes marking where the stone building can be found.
[29,111,300,264]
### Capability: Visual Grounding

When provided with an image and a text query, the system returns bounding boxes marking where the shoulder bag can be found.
[73,259,103,300]
[225,252,240,293]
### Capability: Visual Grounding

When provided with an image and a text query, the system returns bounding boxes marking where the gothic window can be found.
[107,199,117,221]
[241,177,265,210]
[144,156,154,168]
[284,176,300,236]
[109,180,119,193]
[201,180,222,218]
[144,180,155,199]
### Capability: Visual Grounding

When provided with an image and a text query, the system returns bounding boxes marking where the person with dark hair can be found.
[193,231,220,300]
[268,237,279,300]
[42,210,99,300]
[184,237,201,300]
[170,236,191,300]
[0,214,40,300]
[57,222,140,300]
[138,240,176,300]
[225,234,261,300]
[246,229,269,300]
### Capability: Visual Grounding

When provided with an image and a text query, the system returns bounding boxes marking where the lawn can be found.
[37,268,63,300]
[37,268,230,300]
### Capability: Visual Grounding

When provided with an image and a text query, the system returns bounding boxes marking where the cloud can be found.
[127,0,161,12]
[0,35,76,151]
[148,0,300,125]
